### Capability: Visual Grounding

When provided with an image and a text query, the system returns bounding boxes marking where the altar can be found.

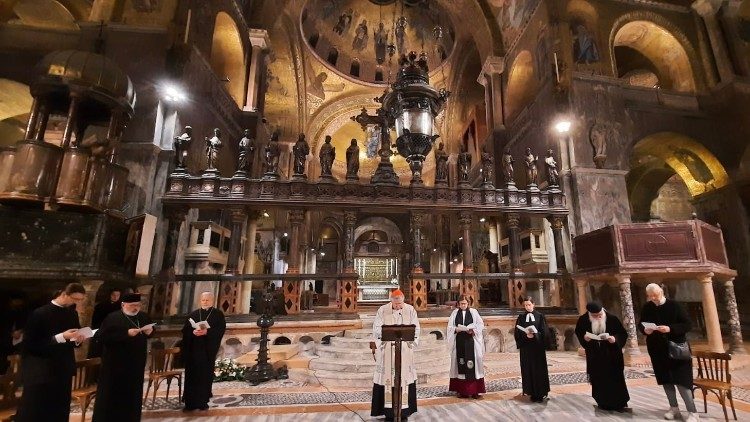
[354,256,399,302]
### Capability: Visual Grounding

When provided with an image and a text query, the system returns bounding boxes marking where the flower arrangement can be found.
[213,358,247,382]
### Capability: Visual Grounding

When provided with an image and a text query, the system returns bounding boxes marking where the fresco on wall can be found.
[571,21,600,64]
[264,23,299,140]
[491,0,540,50]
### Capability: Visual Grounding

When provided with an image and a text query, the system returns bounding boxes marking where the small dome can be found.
[33,50,136,116]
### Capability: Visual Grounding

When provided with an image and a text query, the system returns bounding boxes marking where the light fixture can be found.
[479,217,486,223]
[161,83,187,102]
[554,120,572,134]
[262,210,270,218]
[458,236,463,240]
[311,248,315,251]
[320,252,326,257]
[432,248,437,252]
[283,232,288,237]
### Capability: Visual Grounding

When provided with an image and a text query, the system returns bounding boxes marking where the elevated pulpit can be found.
[381,324,416,421]
[573,220,744,357]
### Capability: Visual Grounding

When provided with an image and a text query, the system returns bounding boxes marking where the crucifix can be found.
[351,93,400,186]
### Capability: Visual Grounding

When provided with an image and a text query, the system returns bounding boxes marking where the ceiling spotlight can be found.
[479,217,486,223]
[162,83,187,102]
[432,248,437,252]
[458,236,463,240]
[262,210,270,218]
[320,252,326,257]
[311,248,315,251]
[554,120,572,134]
[283,232,288,237]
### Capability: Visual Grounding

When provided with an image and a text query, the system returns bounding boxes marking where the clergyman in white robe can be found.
[370,290,420,421]
[447,301,486,398]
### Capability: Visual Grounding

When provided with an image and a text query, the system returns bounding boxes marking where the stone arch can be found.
[0,79,33,147]
[567,0,599,31]
[627,132,729,221]
[210,11,246,107]
[321,334,333,344]
[609,12,701,92]
[273,336,292,345]
[504,50,538,123]
[429,330,444,340]
[354,216,403,246]
[485,328,503,353]
[299,335,315,344]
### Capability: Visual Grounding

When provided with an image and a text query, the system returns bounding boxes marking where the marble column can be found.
[698,273,725,353]
[505,212,524,308]
[283,209,305,314]
[477,56,506,131]
[692,0,735,83]
[244,29,270,112]
[723,278,747,354]
[615,274,641,357]
[240,211,260,313]
[549,215,566,272]
[340,210,358,313]
[575,278,588,315]
[218,209,246,314]
[152,208,187,318]
[488,219,499,254]
[410,212,427,310]
[458,211,479,307]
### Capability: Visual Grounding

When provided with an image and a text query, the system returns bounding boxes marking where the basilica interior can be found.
[2,0,750,420]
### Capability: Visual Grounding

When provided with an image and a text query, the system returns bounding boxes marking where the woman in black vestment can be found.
[181,292,227,411]
[16,283,87,422]
[92,293,154,422]
[638,283,697,422]
[514,297,550,402]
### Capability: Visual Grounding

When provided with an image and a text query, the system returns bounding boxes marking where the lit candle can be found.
[553,52,560,83]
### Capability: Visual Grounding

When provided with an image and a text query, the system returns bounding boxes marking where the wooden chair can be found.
[0,355,21,422]
[693,351,736,421]
[144,347,182,405]
[71,358,101,422]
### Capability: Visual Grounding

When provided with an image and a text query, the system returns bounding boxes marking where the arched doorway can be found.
[210,12,246,107]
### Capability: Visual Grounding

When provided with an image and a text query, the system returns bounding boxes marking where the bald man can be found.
[371,290,421,421]
[181,292,226,411]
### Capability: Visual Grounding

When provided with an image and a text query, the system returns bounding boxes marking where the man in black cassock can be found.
[87,287,121,358]
[514,297,550,403]
[16,283,87,422]
[181,291,226,411]
[575,301,630,412]
[92,293,154,422]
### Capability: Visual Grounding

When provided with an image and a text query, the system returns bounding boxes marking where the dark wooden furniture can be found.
[693,351,736,421]
[144,347,183,405]
[71,358,101,422]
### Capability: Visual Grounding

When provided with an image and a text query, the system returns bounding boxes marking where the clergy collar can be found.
[657,297,666,306]
[51,299,64,308]
[201,306,212,311]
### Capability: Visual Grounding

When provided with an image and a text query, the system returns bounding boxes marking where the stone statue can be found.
[172,125,192,171]
[345,138,359,180]
[236,129,255,175]
[457,144,471,184]
[545,149,559,187]
[204,128,222,171]
[292,133,310,177]
[524,147,538,187]
[319,135,336,179]
[589,122,609,169]
[481,144,495,187]
[502,147,515,185]
[434,142,448,184]
[264,131,281,178]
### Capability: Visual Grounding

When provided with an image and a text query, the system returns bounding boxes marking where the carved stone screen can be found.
[619,226,698,263]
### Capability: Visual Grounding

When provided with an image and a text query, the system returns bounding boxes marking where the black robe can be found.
[454,309,477,380]
[638,299,693,389]
[181,307,226,410]
[15,302,80,422]
[514,311,550,399]
[92,311,153,422]
[87,300,121,358]
[575,312,630,410]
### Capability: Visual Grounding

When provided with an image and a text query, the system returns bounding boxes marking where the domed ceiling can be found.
[301,0,456,85]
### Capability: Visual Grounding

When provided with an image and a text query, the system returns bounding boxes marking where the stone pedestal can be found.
[338,271,358,313]
[410,268,427,311]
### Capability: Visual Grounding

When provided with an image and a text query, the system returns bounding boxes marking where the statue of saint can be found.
[545,149,559,187]
[481,145,495,187]
[524,147,538,187]
[292,133,310,176]
[264,131,281,176]
[502,147,514,185]
[345,139,360,179]
[237,129,254,174]
[457,144,471,183]
[374,22,388,65]
[173,125,192,170]
[319,135,336,177]
[589,122,609,169]
[204,128,222,170]
[434,142,448,184]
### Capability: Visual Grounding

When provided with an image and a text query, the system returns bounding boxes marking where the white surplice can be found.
[446,307,485,379]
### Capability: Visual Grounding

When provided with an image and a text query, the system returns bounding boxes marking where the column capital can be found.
[165,207,187,222]
[246,209,263,220]
[458,211,472,228]
[723,277,735,287]
[549,214,565,229]
[691,0,719,17]
[614,274,632,284]
[344,210,357,226]
[249,28,271,50]
[698,272,715,283]
[288,209,305,225]
[481,56,505,76]
[505,212,520,228]
[410,212,424,228]
[575,278,587,287]
[230,208,246,223]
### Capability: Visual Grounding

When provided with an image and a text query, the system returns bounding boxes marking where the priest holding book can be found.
[447,296,486,399]
[181,291,227,411]
[574,301,630,412]
[514,296,550,403]
[92,293,155,422]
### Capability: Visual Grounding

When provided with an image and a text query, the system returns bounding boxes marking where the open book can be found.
[585,332,610,341]
[516,325,538,334]
[641,322,658,331]
[77,327,98,340]
[140,323,156,332]
[189,318,211,330]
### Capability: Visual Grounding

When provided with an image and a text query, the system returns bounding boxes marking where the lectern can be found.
[381,324,416,421]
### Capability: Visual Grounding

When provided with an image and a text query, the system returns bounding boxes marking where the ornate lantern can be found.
[382,51,450,186]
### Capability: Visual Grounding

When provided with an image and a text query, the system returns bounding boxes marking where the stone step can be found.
[343,329,442,340]
[309,356,452,373]
[315,344,447,360]
[329,335,440,349]
[304,368,450,388]
[234,344,299,365]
